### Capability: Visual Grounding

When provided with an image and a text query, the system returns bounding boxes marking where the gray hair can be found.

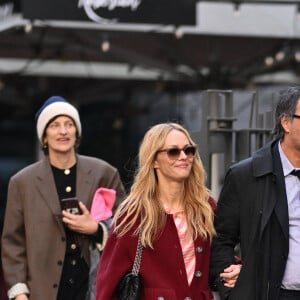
[273,87,300,140]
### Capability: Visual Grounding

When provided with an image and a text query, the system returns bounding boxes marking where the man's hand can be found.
[219,264,242,288]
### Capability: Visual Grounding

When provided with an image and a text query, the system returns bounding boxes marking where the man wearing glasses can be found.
[210,86,300,300]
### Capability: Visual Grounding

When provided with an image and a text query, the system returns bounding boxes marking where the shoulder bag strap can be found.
[131,228,143,276]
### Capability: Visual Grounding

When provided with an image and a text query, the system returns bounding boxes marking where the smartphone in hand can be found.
[61,197,82,215]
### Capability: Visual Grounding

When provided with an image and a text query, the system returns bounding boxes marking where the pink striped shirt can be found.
[172,211,196,285]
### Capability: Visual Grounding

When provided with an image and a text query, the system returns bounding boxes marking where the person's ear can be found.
[281,114,291,133]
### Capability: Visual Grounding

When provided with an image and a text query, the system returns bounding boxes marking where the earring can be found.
[43,143,48,149]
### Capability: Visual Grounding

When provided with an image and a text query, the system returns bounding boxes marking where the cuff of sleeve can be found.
[8,282,30,299]
[95,222,108,251]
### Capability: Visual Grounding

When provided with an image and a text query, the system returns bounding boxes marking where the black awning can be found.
[21,0,196,25]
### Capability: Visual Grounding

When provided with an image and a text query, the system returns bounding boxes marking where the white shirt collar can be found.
[278,141,296,177]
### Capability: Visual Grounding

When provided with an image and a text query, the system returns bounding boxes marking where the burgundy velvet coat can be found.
[96,200,216,300]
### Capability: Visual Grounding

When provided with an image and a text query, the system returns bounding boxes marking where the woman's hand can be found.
[219,264,242,288]
[62,201,98,235]
[15,294,29,300]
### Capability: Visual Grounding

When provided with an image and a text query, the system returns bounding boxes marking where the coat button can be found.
[57,260,63,266]
[70,259,77,265]
[53,283,58,288]
[64,169,70,175]
[70,243,77,250]
[194,271,202,277]
[65,186,72,193]
[196,246,203,253]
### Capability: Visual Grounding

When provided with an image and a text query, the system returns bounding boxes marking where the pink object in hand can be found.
[90,188,116,221]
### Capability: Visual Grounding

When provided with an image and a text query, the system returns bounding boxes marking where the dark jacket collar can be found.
[252,139,279,177]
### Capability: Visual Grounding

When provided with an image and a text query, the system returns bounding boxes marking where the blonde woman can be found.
[96,122,216,300]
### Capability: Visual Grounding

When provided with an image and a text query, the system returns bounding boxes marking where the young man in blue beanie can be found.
[1,96,126,300]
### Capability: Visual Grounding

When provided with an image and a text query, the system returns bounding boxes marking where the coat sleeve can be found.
[1,176,28,290]
[209,167,241,299]
[95,228,137,300]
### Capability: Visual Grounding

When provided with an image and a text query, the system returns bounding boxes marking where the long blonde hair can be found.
[114,122,215,248]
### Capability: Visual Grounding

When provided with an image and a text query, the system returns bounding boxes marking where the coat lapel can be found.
[76,155,95,207]
[35,157,65,234]
[260,174,277,238]
[251,141,278,238]
[259,142,289,242]
[272,145,289,242]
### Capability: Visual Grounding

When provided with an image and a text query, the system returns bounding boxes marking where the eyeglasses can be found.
[157,145,196,159]
[293,114,300,119]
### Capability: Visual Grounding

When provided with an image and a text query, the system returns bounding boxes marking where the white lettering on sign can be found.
[0,3,14,21]
[78,0,141,23]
